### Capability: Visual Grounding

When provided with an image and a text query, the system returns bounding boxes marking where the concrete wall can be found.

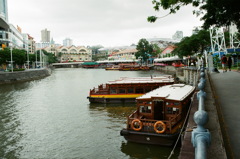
[0,68,51,84]
[154,65,198,86]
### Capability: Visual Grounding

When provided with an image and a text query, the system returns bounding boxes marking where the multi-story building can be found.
[0,0,8,22]
[108,48,137,61]
[172,31,183,41]
[43,45,92,62]
[63,38,73,47]
[41,28,50,42]
[28,34,36,54]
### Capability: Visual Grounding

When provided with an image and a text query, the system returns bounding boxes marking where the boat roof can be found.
[107,75,174,84]
[137,84,195,101]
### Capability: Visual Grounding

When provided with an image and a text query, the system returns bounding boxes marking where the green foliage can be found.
[0,48,26,65]
[152,44,162,57]
[149,0,240,32]
[136,39,154,62]
[213,55,220,68]
[172,29,211,57]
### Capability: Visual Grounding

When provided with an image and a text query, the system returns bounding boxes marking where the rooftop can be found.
[137,84,195,101]
[107,76,174,85]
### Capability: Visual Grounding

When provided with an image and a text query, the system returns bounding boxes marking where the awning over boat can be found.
[154,56,182,62]
[137,84,195,101]
[82,62,99,65]
[97,59,140,63]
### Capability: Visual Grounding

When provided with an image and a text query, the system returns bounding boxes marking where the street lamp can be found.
[9,42,13,72]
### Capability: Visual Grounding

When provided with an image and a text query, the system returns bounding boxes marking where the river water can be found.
[0,68,180,159]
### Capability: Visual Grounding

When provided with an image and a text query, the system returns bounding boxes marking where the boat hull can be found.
[120,129,179,146]
[87,97,137,103]
[87,94,143,103]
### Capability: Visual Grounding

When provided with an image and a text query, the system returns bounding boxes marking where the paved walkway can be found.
[209,70,240,159]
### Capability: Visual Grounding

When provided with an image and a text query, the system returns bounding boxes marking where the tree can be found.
[136,39,154,63]
[0,48,26,65]
[148,0,240,31]
[172,30,211,57]
[152,43,162,57]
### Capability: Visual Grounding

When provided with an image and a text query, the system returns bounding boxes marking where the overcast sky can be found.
[8,0,203,47]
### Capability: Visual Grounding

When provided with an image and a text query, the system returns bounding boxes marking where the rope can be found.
[167,92,196,159]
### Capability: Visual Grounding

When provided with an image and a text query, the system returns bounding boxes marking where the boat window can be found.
[173,107,179,114]
[140,106,151,113]
[144,87,152,93]
[167,107,179,114]
[136,88,144,93]
[119,88,126,94]
[167,107,173,114]
[174,102,180,105]
[110,88,117,94]
[127,88,134,93]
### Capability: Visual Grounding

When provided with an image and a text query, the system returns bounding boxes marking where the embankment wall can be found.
[0,68,51,84]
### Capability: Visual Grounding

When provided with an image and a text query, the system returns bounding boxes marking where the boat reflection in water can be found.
[121,141,180,159]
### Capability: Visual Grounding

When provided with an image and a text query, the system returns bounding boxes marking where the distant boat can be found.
[118,65,150,71]
[105,65,120,70]
[120,84,195,146]
[82,62,99,68]
[87,75,174,103]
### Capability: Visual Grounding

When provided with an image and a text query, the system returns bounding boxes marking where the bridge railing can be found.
[191,66,211,159]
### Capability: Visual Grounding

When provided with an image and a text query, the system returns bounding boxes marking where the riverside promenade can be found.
[179,69,240,159]
[210,70,240,159]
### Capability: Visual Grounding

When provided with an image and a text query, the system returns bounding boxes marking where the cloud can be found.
[8,0,203,47]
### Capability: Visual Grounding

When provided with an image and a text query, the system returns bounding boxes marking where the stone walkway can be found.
[209,70,240,159]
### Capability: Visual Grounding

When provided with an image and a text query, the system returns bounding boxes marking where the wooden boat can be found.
[118,65,150,71]
[120,84,195,146]
[105,65,120,70]
[87,76,174,103]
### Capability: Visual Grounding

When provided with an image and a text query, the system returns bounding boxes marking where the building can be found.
[108,48,137,61]
[0,0,8,22]
[63,38,73,47]
[43,45,92,62]
[27,34,36,54]
[172,31,183,41]
[41,28,50,43]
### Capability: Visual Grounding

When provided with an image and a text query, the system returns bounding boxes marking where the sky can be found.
[7,0,203,47]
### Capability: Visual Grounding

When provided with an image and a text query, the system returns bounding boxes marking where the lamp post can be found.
[26,43,30,69]
[9,42,13,72]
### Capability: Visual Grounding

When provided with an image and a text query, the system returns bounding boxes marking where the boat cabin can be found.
[88,76,175,103]
[126,84,195,134]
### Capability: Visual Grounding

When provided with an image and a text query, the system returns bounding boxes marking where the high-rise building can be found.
[63,38,73,47]
[172,31,183,41]
[41,28,50,42]
[0,0,8,22]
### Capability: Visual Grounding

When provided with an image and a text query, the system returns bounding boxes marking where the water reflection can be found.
[88,103,136,120]
[121,141,180,159]
[0,68,177,158]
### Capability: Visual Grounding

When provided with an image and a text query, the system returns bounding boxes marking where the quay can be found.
[0,68,51,84]
[179,69,240,159]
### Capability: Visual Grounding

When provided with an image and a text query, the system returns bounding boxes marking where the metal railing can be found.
[191,66,211,159]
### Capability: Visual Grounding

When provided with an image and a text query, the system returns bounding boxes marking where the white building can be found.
[63,38,73,47]
[0,0,8,22]
[172,31,183,41]
[43,45,92,62]
[41,28,50,43]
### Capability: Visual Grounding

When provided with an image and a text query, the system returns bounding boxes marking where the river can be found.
[0,68,180,159]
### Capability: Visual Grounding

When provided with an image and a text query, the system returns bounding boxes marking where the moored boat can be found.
[87,76,174,103]
[120,84,195,146]
[105,65,120,70]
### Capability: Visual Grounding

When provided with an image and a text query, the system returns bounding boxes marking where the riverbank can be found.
[0,68,51,85]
